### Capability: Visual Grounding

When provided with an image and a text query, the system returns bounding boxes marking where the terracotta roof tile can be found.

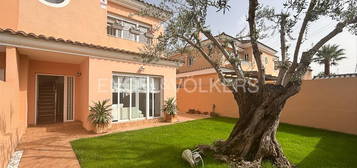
[0,28,180,63]
[134,0,169,13]
[177,66,213,74]
[313,73,357,79]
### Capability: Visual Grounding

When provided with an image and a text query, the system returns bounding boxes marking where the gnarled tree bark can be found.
[199,83,301,168]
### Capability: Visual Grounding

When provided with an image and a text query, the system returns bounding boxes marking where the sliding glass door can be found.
[112,74,162,122]
[149,78,161,118]
[64,76,74,122]
[131,77,147,119]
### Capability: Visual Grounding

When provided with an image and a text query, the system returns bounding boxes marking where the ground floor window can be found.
[112,74,162,122]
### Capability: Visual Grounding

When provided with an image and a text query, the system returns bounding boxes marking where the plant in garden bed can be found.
[88,99,112,134]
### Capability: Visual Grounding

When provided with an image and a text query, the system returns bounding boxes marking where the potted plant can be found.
[88,99,112,134]
[162,97,177,122]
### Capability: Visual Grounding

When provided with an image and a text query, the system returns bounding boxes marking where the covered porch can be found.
[0,29,179,132]
[0,44,89,127]
[22,48,88,127]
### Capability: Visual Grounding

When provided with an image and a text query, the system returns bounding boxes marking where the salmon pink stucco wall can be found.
[0,0,19,30]
[177,73,239,118]
[77,58,90,130]
[17,0,106,46]
[85,57,177,130]
[0,47,29,168]
[27,60,82,125]
[177,74,357,135]
[15,0,163,53]
[240,47,278,76]
[281,78,357,135]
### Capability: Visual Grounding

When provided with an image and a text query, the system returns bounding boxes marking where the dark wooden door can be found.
[37,75,64,124]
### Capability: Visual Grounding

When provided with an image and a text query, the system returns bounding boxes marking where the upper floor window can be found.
[107,16,153,44]
[243,53,249,61]
[38,0,70,7]
[265,57,268,65]
[187,56,194,66]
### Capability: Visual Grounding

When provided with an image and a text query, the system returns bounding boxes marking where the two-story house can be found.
[172,33,280,117]
[0,0,180,166]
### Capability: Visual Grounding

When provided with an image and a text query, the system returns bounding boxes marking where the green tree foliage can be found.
[313,44,346,75]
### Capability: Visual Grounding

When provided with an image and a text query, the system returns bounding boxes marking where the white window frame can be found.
[112,73,163,123]
[38,0,71,8]
[107,14,152,43]
[64,76,75,122]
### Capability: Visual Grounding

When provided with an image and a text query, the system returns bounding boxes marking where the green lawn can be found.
[71,117,357,168]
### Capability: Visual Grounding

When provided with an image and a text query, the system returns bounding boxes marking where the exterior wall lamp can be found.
[76,72,82,77]
[138,66,145,73]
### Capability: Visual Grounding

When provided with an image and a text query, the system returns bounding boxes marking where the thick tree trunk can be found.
[219,103,290,167]
[199,84,300,168]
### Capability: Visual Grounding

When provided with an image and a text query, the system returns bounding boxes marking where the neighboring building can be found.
[173,33,279,116]
[0,0,180,167]
[313,73,357,80]
[172,33,279,77]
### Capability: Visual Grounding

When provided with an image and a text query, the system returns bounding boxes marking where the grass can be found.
[71,117,357,168]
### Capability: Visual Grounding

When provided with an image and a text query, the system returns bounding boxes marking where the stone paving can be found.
[15,114,209,168]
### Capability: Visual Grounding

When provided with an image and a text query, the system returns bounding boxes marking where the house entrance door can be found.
[37,75,64,124]
[36,75,75,124]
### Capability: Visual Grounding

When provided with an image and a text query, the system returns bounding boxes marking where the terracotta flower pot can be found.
[165,113,176,123]
[94,126,108,134]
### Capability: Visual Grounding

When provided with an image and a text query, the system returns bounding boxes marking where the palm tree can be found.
[313,44,346,75]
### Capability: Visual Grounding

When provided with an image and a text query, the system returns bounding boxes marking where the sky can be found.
[204,0,357,75]
[149,0,357,75]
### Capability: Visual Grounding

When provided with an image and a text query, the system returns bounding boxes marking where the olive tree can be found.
[141,0,357,167]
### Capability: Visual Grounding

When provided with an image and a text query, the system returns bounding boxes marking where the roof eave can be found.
[109,0,170,21]
[0,31,181,67]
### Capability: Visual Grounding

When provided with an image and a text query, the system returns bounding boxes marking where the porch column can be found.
[5,46,19,86]
[5,46,28,128]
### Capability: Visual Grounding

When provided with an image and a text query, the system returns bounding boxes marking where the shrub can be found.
[162,97,177,116]
[88,99,112,129]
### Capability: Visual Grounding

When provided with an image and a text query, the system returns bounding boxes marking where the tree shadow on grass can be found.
[277,123,357,168]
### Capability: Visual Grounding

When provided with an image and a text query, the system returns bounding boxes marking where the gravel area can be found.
[7,150,23,168]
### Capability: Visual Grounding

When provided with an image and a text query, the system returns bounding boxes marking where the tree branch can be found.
[290,16,357,83]
[292,0,317,66]
[248,0,265,88]
[201,30,245,79]
[281,0,317,86]
[276,14,288,85]
[180,35,237,92]
[229,40,246,78]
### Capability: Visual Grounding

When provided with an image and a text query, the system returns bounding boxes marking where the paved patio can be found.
[15,114,209,168]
